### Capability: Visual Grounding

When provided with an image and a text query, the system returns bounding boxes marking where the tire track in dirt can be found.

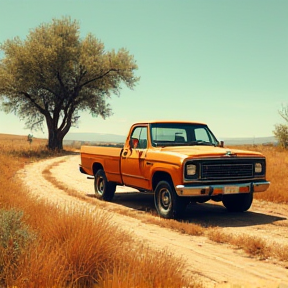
[19,155,288,288]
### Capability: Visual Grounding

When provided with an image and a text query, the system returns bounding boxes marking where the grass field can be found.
[0,135,287,287]
[0,135,201,288]
[235,144,288,204]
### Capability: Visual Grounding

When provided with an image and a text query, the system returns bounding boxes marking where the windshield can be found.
[150,123,219,147]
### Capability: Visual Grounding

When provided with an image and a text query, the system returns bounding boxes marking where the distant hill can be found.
[64,132,276,146]
[223,136,276,146]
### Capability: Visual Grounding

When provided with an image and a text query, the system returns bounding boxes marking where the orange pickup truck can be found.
[79,120,270,219]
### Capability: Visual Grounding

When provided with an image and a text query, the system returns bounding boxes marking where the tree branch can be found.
[58,104,74,136]
[20,92,46,115]
[56,71,66,97]
[79,68,120,89]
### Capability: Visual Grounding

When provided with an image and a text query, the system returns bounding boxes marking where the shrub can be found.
[273,123,288,148]
[0,209,36,285]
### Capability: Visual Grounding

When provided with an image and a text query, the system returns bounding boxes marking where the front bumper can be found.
[175,181,270,197]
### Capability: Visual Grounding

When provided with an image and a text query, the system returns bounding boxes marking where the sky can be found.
[0,0,287,139]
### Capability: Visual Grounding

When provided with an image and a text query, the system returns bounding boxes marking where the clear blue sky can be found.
[0,0,287,139]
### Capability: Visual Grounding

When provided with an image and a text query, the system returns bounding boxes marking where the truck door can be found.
[121,126,150,189]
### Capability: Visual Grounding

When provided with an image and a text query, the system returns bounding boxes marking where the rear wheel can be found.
[154,180,187,219]
[94,169,116,201]
[222,192,253,212]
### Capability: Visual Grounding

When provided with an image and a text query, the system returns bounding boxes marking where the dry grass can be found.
[2,134,288,287]
[0,135,75,163]
[0,136,200,288]
[230,145,288,203]
[207,228,288,262]
[15,206,191,288]
[207,228,270,259]
[143,217,204,236]
[206,227,288,262]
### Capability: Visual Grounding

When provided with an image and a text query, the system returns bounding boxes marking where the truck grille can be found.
[201,163,253,179]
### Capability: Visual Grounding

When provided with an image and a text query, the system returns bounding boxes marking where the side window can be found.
[131,127,148,149]
[195,128,210,142]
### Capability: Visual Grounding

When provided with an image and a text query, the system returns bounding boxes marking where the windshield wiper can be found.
[154,141,215,147]
[188,140,214,146]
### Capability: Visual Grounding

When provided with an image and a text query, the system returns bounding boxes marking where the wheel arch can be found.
[152,171,173,191]
[92,162,104,176]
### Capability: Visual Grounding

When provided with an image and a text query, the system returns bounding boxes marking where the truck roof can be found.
[132,120,207,125]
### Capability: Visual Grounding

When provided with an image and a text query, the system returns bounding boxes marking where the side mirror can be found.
[129,138,139,149]
[219,140,224,147]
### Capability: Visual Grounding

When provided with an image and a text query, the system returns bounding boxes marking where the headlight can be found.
[255,163,262,173]
[187,164,197,176]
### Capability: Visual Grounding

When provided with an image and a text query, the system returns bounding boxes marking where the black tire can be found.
[94,169,116,201]
[222,192,253,212]
[154,180,187,219]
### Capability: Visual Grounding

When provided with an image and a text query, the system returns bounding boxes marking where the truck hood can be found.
[159,145,263,158]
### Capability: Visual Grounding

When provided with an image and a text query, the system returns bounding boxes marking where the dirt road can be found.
[19,154,288,288]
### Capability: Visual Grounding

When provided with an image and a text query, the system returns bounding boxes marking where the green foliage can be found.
[0,209,36,283]
[0,16,139,150]
[273,124,288,148]
[274,105,288,149]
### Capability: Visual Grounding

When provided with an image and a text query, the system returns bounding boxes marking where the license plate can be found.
[223,186,239,194]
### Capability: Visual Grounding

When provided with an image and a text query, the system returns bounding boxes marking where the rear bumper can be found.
[175,181,270,197]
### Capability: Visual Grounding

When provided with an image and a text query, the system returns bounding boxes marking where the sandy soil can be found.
[19,154,288,288]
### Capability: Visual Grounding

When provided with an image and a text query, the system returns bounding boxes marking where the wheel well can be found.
[152,171,173,191]
[92,163,103,176]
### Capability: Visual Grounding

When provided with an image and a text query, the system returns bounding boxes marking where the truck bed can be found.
[80,146,123,183]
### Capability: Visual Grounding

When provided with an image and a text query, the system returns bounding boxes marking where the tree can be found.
[273,105,288,148]
[273,124,288,148]
[0,17,139,150]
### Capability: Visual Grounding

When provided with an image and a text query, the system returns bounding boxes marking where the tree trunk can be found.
[47,127,64,150]
[45,110,72,151]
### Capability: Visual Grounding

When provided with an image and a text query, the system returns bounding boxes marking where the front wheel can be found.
[94,169,116,201]
[222,192,253,212]
[154,180,187,219]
